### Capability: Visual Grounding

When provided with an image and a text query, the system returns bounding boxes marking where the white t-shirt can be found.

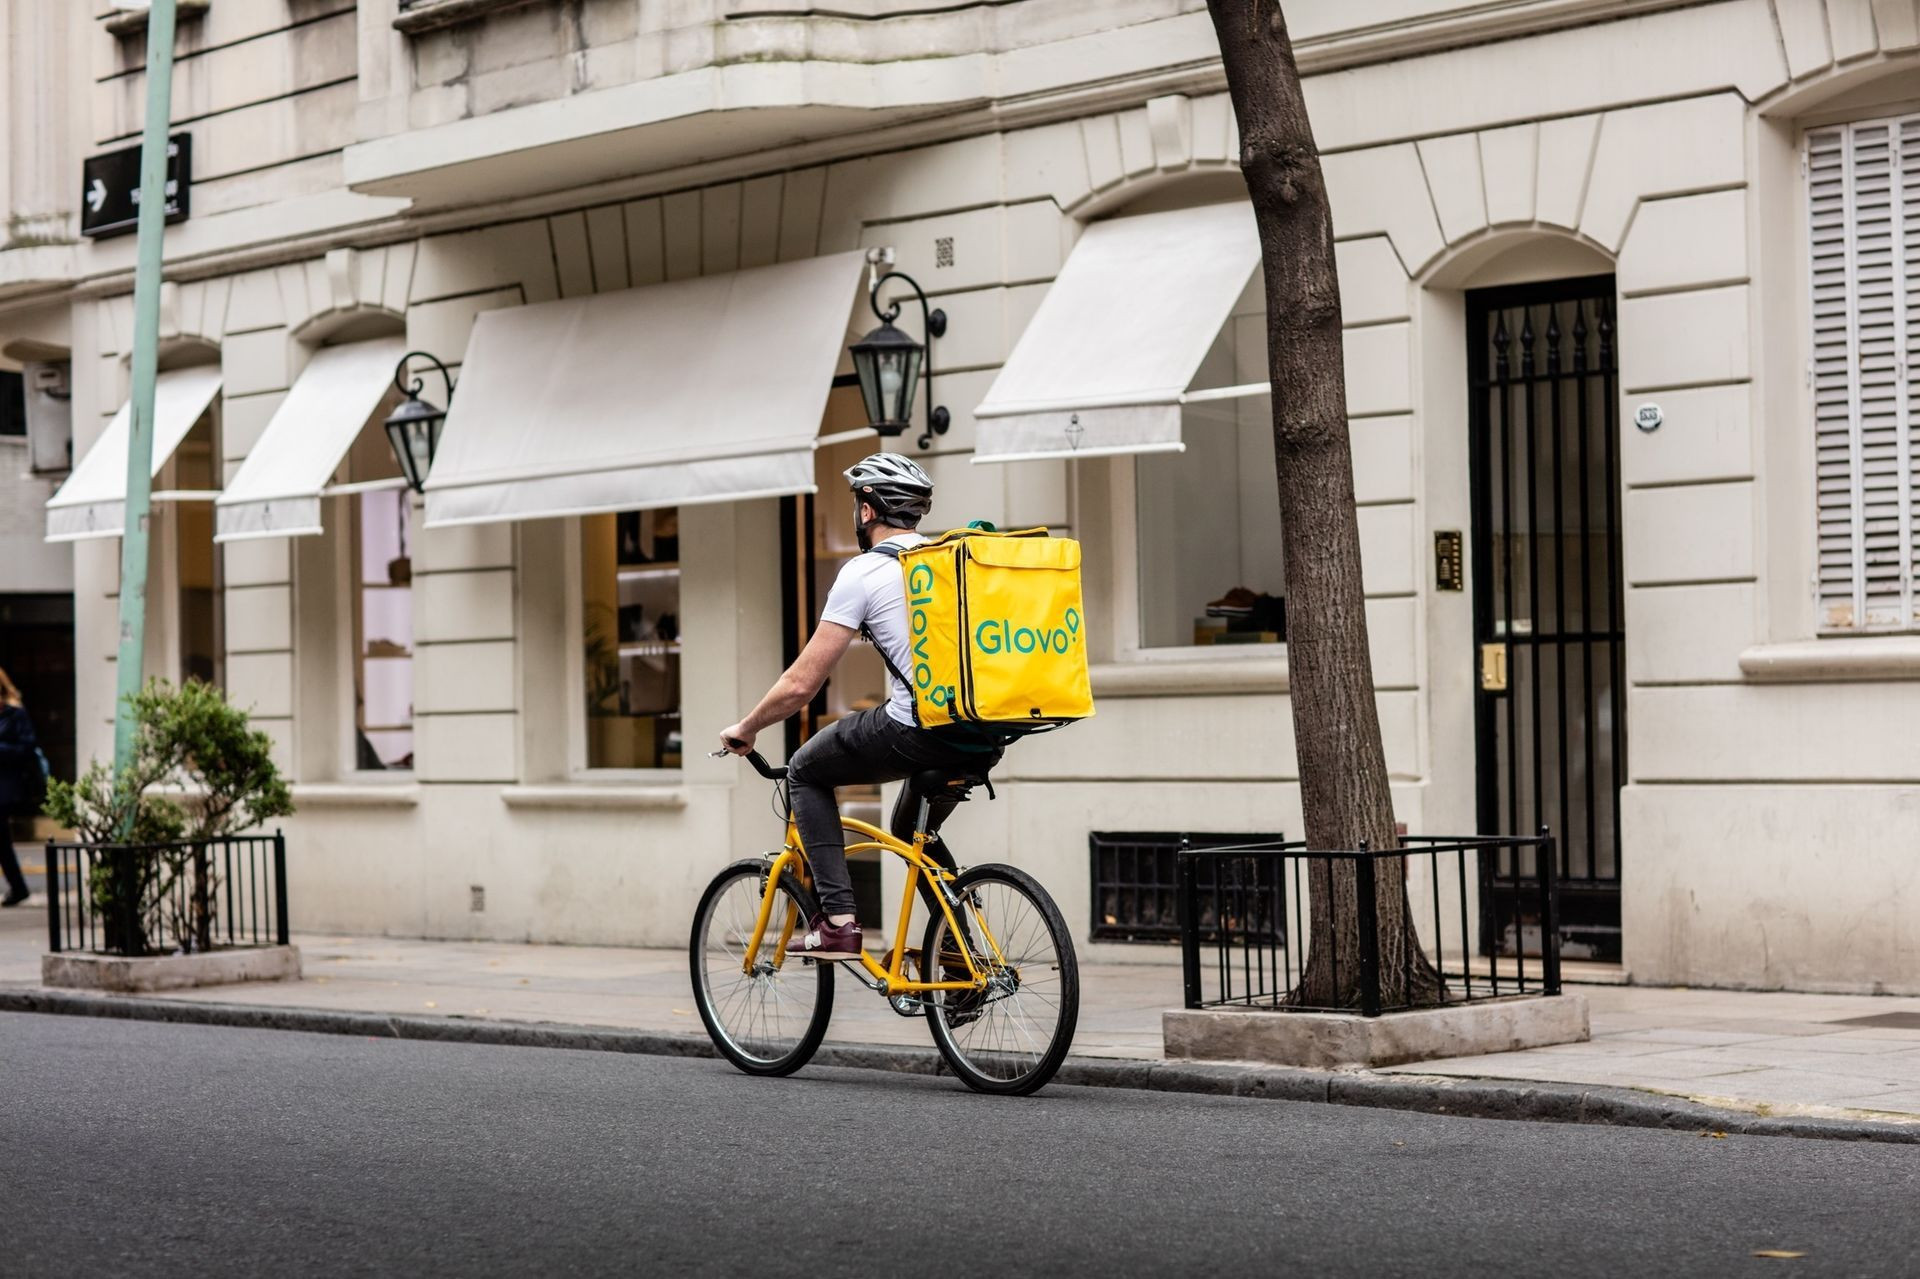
[819,533,928,726]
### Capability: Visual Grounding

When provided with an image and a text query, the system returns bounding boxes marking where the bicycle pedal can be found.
[888,994,925,1018]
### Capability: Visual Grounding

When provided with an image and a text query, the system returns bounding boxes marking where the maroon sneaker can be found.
[786,914,864,961]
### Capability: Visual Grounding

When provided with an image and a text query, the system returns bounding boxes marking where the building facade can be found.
[4,0,1919,992]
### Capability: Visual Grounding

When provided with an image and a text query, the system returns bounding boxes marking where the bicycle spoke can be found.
[695,870,826,1068]
[930,873,1073,1087]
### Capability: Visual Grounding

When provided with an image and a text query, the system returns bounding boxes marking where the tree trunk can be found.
[1205,0,1443,1009]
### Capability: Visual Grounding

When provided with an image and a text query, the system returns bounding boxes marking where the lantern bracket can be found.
[868,270,949,450]
[393,349,455,407]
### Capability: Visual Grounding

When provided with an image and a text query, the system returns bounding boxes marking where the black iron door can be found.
[1468,276,1626,963]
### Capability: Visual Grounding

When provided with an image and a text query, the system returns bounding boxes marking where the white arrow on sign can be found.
[86,178,108,214]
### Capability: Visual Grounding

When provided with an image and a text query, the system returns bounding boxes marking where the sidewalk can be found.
[5,904,1920,1129]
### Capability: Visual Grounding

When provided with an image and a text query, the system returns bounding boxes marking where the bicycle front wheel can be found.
[922,864,1079,1096]
[690,859,834,1077]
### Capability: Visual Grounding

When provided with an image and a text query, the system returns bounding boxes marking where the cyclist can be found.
[720,452,1002,961]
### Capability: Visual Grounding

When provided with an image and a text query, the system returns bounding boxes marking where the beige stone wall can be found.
[90,3,362,222]
[10,0,1920,982]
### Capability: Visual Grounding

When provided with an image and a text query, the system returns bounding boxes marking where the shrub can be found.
[45,679,294,954]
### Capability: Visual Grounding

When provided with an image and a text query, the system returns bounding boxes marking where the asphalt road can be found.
[2,1014,1917,1277]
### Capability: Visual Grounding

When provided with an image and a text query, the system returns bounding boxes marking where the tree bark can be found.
[1205,0,1443,1009]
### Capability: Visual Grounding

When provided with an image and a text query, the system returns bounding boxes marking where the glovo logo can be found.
[974,608,1082,658]
[907,562,942,702]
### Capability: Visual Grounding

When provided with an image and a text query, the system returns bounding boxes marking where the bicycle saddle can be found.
[911,768,993,800]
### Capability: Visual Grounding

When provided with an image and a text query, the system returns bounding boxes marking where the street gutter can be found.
[4,985,1916,1146]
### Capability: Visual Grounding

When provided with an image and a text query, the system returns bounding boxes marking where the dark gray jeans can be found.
[786,706,1001,919]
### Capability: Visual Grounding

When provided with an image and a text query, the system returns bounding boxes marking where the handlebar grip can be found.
[745,750,788,781]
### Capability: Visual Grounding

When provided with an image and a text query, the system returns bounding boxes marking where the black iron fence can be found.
[46,832,289,957]
[1178,832,1561,1016]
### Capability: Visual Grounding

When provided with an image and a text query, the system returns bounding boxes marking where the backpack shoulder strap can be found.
[857,541,919,727]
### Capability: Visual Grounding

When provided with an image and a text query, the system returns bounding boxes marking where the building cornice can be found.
[1290,0,1706,72]
[16,0,1717,305]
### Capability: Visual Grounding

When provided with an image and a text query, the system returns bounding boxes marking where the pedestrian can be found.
[0,666,46,906]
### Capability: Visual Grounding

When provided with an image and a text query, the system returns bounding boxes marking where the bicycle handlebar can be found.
[710,742,788,781]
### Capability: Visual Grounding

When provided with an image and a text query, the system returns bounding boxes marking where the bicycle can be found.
[689,748,1080,1096]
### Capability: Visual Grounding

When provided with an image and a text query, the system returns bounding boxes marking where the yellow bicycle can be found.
[690,750,1079,1095]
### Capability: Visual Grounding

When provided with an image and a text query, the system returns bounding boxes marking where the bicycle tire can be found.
[690,859,834,1077]
[922,864,1079,1096]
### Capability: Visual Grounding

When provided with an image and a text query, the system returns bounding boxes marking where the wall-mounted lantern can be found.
[384,350,454,493]
[849,258,949,451]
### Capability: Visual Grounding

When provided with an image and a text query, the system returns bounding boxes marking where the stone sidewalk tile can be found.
[1601,1027,1786,1047]
[1682,1068,1917,1107]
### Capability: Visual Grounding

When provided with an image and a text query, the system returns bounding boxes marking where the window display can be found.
[582,507,682,769]
[1134,311,1285,649]
[352,489,414,770]
[172,407,222,687]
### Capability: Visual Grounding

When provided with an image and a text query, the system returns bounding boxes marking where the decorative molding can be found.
[392,0,546,35]
[1739,638,1920,683]
[1289,0,1699,74]
[102,0,211,39]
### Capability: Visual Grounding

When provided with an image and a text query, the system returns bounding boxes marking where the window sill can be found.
[499,784,688,811]
[291,782,421,807]
[1090,656,1289,698]
[392,0,545,35]
[104,0,209,38]
[1738,637,1920,683]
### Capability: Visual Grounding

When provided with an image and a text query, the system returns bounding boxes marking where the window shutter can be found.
[1806,113,1919,631]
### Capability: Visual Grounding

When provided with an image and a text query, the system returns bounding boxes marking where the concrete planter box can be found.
[1164,994,1590,1070]
[43,945,302,994]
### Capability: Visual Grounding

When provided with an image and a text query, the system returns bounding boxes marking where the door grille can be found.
[1468,277,1626,963]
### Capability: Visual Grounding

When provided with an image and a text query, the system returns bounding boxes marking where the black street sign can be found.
[81,133,191,239]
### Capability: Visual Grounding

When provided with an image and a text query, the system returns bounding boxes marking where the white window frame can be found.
[562,515,685,781]
[1804,108,1920,634]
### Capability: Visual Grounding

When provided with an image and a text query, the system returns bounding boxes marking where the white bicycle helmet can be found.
[845,452,934,524]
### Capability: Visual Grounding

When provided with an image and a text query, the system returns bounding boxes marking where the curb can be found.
[4,986,1917,1145]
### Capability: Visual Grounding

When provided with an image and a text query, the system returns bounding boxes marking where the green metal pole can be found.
[112,0,180,778]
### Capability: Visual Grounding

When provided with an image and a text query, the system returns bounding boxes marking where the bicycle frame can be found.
[740,814,1010,997]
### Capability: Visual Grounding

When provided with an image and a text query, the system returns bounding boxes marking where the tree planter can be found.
[1169,834,1585,1065]
[1164,994,1589,1069]
[42,944,302,993]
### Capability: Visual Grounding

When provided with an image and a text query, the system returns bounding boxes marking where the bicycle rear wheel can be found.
[923,864,1079,1096]
[690,859,834,1077]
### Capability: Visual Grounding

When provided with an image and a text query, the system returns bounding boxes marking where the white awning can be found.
[972,201,1263,463]
[214,337,406,542]
[423,251,868,528]
[45,364,223,541]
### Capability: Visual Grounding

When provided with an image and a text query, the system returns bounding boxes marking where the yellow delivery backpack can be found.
[870,527,1094,737]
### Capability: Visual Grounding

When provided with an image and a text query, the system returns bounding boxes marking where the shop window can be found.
[171,410,222,687]
[1133,312,1285,650]
[1805,110,1920,632]
[351,489,414,770]
[582,508,682,769]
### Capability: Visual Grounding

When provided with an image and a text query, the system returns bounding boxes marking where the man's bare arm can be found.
[720,622,858,752]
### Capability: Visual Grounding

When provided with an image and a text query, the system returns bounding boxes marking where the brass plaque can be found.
[1434,530,1464,592]
[1480,642,1508,692]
